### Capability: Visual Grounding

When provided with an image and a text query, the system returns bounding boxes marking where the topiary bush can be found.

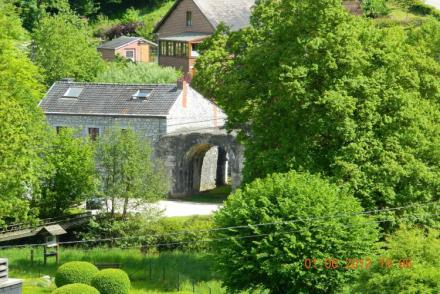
[213,171,379,293]
[91,269,131,294]
[55,261,99,287]
[51,283,100,294]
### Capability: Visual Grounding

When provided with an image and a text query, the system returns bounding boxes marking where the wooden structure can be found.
[97,36,158,63]
[0,212,92,243]
[153,0,254,77]
[36,225,66,265]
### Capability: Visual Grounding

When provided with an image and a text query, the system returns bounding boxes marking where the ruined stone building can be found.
[39,79,243,196]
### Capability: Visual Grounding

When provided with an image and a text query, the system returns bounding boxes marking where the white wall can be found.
[166,84,227,134]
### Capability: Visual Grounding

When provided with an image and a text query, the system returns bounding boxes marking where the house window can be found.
[88,128,99,141]
[186,11,192,26]
[125,49,135,61]
[191,43,200,57]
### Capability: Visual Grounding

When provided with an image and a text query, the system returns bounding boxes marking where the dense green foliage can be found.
[77,214,213,250]
[193,0,440,217]
[95,128,168,216]
[95,62,181,84]
[32,12,104,84]
[355,227,440,293]
[91,269,131,294]
[55,261,99,287]
[52,283,100,294]
[361,0,389,17]
[213,171,378,293]
[40,128,97,217]
[0,0,49,226]
[14,0,70,31]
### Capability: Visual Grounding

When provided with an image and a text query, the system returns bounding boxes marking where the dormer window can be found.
[186,11,192,27]
[132,89,152,100]
[63,87,83,98]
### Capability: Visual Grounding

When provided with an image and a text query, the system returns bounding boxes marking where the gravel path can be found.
[98,199,221,217]
[154,200,221,217]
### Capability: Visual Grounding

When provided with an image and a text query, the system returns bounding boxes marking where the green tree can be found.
[0,0,48,226]
[40,128,97,217]
[213,171,378,293]
[14,0,70,31]
[95,128,168,217]
[355,226,440,293]
[94,61,181,84]
[193,0,440,217]
[32,12,104,85]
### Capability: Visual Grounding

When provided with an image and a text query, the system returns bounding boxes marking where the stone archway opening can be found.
[185,144,230,193]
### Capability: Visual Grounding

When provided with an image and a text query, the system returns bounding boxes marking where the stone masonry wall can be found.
[45,114,167,142]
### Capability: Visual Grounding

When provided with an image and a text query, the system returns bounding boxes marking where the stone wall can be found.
[155,131,244,196]
[45,114,167,142]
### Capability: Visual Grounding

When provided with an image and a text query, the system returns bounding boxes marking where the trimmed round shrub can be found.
[51,283,100,294]
[55,261,99,287]
[213,171,379,293]
[91,269,130,294]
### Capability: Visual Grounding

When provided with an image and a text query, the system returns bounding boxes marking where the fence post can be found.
[162,267,165,281]
[177,273,180,291]
[192,280,195,293]
[149,261,152,280]
[30,248,34,266]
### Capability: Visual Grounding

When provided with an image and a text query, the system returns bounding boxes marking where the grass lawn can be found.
[174,186,232,204]
[1,247,225,293]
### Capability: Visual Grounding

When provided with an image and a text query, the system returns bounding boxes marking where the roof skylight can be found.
[63,87,83,98]
[132,89,152,99]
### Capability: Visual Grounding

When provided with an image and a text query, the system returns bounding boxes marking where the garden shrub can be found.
[355,227,440,293]
[52,283,100,294]
[213,171,379,293]
[361,0,389,17]
[55,261,99,287]
[91,268,131,294]
[76,214,213,251]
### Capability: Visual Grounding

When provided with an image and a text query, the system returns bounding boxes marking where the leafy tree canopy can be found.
[40,128,97,218]
[0,0,49,226]
[32,12,104,85]
[193,0,440,217]
[95,128,168,217]
[213,171,378,293]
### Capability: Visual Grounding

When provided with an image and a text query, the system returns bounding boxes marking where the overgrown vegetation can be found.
[95,62,181,84]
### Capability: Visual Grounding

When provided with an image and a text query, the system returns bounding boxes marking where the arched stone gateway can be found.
[155,131,244,197]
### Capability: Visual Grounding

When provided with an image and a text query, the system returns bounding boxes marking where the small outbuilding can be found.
[98,36,158,63]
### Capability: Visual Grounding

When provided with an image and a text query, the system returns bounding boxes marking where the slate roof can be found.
[39,81,182,117]
[98,36,157,50]
[193,0,255,31]
[37,225,67,236]
[154,0,255,33]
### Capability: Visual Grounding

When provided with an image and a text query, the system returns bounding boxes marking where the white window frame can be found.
[125,49,136,61]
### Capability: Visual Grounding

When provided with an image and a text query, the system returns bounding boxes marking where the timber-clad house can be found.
[153,0,255,76]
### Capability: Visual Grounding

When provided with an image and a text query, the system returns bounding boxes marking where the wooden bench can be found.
[94,263,121,269]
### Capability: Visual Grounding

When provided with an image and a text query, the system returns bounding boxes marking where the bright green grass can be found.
[1,247,224,293]
[174,186,232,204]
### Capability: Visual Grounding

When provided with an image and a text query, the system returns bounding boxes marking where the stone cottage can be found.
[39,79,243,196]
